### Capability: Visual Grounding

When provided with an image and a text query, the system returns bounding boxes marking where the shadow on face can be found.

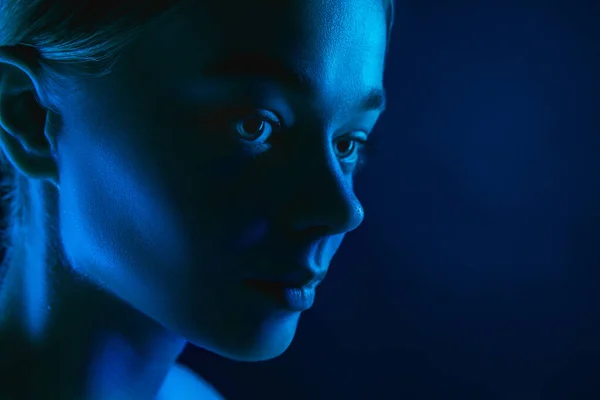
[55,0,388,361]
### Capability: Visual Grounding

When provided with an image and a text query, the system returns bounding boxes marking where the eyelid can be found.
[220,107,284,136]
[333,130,375,169]
[334,129,370,142]
[252,109,283,129]
[209,104,281,120]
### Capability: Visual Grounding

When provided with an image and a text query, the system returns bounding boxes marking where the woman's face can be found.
[55,0,387,361]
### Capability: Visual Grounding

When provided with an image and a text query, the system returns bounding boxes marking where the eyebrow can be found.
[202,52,387,113]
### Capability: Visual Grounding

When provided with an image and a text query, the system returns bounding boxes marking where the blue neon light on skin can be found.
[0,0,391,398]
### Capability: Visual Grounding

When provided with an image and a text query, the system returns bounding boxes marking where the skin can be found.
[0,0,388,399]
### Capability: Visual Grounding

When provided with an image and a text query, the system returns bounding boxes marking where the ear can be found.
[0,45,60,188]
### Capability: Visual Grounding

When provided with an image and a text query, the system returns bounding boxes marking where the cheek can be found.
[55,113,270,292]
[57,116,203,301]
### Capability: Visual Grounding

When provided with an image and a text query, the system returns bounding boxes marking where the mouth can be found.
[243,279,319,312]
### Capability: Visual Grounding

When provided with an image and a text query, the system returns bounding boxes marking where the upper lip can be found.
[245,265,327,289]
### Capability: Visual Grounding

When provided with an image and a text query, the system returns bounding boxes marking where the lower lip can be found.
[244,279,316,311]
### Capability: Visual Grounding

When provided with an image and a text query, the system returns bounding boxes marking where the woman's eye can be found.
[333,137,367,160]
[234,116,276,142]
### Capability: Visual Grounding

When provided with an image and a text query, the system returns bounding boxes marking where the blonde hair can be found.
[0,0,395,284]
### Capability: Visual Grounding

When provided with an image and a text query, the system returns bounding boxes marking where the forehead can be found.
[125,0,386,80]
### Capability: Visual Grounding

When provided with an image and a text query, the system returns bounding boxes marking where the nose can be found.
[283,154,365,237]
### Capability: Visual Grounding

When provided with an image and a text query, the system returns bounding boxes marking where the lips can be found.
[243,279,318,311]
[242,258,327,311]
[243,278,318,292]
[246,264,327,289]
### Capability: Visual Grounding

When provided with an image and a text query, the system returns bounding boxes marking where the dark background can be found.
[1,0,596,399]
[180,0,600,399]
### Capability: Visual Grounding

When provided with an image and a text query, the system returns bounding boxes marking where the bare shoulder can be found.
[156,363,226,400]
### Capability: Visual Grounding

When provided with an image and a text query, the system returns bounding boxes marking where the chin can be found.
[188,313,301,362]
[215,341,292,362]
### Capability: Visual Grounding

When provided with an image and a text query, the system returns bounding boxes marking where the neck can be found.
[0,180,187,400]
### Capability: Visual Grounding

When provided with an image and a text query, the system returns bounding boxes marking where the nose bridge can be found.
[283,143,365,236]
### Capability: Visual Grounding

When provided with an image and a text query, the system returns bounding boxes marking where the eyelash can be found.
[224,110,378,173]
[234,113,281,152]
[349,135,379,176]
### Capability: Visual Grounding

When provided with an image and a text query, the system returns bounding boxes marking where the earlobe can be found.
[0,48,60,188]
